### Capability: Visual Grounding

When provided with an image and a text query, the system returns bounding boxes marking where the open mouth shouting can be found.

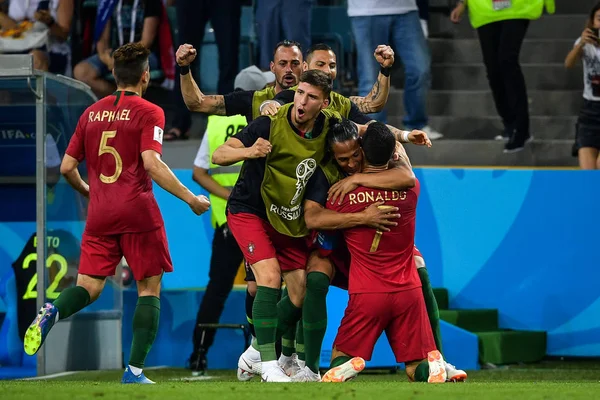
[296,106,306,120]
[283,73,296,86]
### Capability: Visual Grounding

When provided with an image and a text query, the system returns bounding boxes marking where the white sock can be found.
[279,354,292,364]
[128,365,143,376]
[55,310,60,322]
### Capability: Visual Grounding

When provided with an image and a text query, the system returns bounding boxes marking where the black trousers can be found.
[172,0,241,133]
[192,223,244,353]
[416,0,429,21]
[477,19,530,140]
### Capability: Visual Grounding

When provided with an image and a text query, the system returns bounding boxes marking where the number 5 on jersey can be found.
[99,130,123,183]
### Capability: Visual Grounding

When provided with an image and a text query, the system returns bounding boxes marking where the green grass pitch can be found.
[1,360,599,399]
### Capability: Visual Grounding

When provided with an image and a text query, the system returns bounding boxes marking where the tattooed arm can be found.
[177,44,226,115]
[349,44,394,114]
[180,72,226,115]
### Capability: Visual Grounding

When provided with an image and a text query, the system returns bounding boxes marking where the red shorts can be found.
[79,226,173,280]
[227,212,308,272]
[334,287,436,363]
[413,245,423,259]
[329,245,351,290]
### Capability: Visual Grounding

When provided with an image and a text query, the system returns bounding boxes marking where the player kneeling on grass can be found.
[23,42,210,384]
[321,122,446,383]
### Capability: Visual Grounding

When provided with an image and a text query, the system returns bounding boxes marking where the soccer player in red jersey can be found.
[23,43,210,384]
[301,120,467,383]
[320,122,446,383]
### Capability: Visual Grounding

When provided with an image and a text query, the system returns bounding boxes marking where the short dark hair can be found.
[306,43,334,63]
[112,42,150,87]
[298,69,332,100]
[588,2,600,29]
[273,40,302,58]
[328,118,358,149]
[361,122,395,167]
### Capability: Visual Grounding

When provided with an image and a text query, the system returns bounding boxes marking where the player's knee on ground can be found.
[414,256,425,269]
[75,274,107,302]
[251,258,282,288]
[247,280,257,297]
[283,269,306,307]
[404,360,424,382]
[306,251,335,279]
[136,274,163,297]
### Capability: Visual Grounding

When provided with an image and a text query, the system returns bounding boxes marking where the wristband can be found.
[401,130,410,143]
[180,65,190,75]
[380,66,391,77]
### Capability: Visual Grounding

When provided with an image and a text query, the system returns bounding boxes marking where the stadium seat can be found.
[311,6,355,92]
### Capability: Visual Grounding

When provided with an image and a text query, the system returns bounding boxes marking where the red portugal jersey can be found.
[66,91,165,235]
[328,179,421,294]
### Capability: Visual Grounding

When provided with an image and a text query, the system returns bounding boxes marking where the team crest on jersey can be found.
[248,242,255,255]
[153,126,164,144]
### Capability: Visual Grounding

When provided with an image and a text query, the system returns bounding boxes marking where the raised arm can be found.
[565,30,596,69]
[349,45,394,114]
[176,44,227,114]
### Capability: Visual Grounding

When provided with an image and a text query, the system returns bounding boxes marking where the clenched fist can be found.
[247,138,272,159]
[374,45,395,68]
[189,194,210,215]
[176,44,197,67]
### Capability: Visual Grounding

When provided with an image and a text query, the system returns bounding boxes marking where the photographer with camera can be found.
[565,2,600,170]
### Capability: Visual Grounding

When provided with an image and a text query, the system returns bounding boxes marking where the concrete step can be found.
[162,139,202,169]
[429,14,584,39]
[387,89,583,117]
[404,139,577,167]
[389,115,577,141]
[391,63,582,90]
[430,39,574,64]
[553,0,594,14]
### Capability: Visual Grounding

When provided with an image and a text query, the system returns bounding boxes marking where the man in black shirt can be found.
[176,41,394,124]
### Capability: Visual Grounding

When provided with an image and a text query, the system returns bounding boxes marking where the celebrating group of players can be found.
[22,38,467,384]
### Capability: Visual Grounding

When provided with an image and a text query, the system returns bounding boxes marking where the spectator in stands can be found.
[0,0,73,75]
[255,0,313,72]
[165,0,242,141]
[348,0,443,140]
[450,0,555,153]
[73,0,162,98]
[565,2,600,170]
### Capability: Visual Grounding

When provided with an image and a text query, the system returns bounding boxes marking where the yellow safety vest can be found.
[466,0,555,29]
[207,114,247,227]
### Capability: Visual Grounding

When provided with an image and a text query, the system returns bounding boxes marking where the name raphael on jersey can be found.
[88,109,132,123]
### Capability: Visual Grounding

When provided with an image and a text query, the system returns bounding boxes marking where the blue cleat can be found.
[24,302,58,356]
[121,367,156,384]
